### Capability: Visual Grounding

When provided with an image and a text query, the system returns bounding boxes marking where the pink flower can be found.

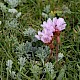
[41,34,52,43]
[41,18,52,28]
[41,18,55,32]
[42,29,53,37]
[35,31,43,40]
[53,17,66,31]
[35,17,66,43]
[41,17,66,33]
[35,28,53,43]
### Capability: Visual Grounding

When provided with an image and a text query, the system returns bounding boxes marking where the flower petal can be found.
[35,35,41,40]
[41,34,52,43]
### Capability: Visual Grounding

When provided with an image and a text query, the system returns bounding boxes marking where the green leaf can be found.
[57,68,65,80]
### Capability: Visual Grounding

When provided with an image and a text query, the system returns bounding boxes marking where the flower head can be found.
[35,29,53,43]
[35,17,66,44]
[41,34,52,43]
[41,18,55,32]
[53,17,66,32]
[35,31,43,40]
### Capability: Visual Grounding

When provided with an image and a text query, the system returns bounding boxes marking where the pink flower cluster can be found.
[35,17,66,43]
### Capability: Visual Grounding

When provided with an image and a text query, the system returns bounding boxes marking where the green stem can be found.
[15,64,31,80]
[7,70,8,80]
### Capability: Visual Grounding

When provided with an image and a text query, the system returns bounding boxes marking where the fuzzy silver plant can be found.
[0,1,21,28]
[18,57,26,71]
[4,0,21,8]
[6,60,13,73]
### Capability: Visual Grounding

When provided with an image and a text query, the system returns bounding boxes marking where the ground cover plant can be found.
[0,0,80,80]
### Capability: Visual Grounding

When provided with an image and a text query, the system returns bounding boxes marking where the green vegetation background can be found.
[0,0,80,80]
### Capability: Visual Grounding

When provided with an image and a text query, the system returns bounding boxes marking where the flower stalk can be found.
[55,31,60,61]
[45,42,54,62]
[35,17,66,62]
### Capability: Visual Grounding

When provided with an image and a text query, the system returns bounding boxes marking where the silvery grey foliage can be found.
[6,60,17,79]
[0,2,8,12]
[5,35,19,47]
[42,5,50,18]
[25,41,34,53]
[35,46,50,65]
[23,28,36,40]
[16,12,21,18]
[45,62,56,79]
[6,60,13,73]
[45,62,54,72]
[15,41,34,58]
[23,27,38,42]
[16,43,26,56]
[58,53,64,61]
[42,12,48,18]
[5,18,19,28]
[4,0,21,8]
[5,8,21,28]
[0,1,21,28]
[15,34,50,61]
[43,5,50,13]
[10,71,16,79]
[30,65,42,75]
[62,5,71,14]
[16,73,22,80]
[8,8,18,13]
[18,57,26,71]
